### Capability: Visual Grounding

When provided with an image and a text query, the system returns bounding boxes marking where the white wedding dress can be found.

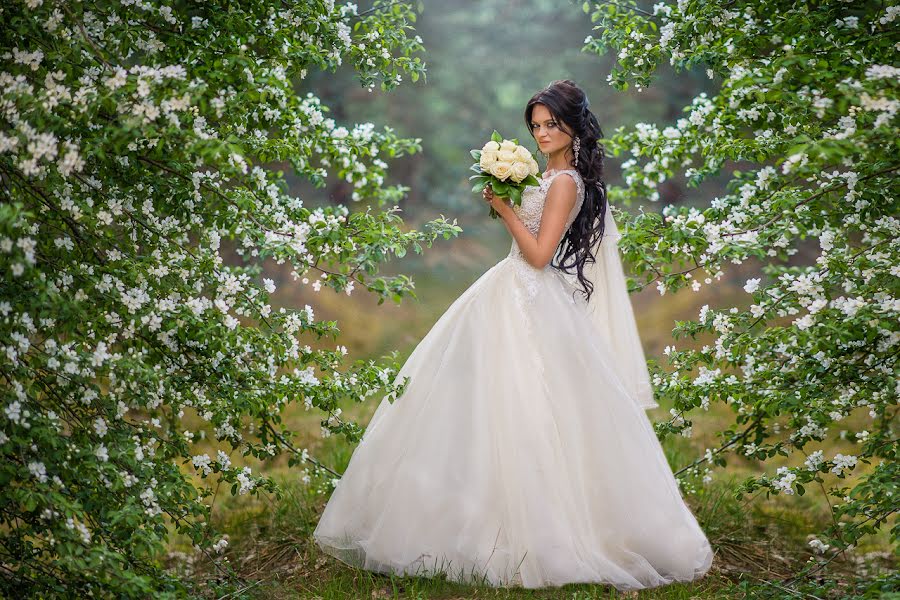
[313,169,714,591]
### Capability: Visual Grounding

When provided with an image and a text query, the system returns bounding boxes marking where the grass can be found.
[170,420,897,599]
[172,464,896,599]
[165,233,897,599]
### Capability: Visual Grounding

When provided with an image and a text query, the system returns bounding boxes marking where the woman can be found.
[313,79,714,592]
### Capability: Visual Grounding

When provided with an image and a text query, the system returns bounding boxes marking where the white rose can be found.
[482,140,500,152]
[499,140,517,152]
[489,161,513,181]
[511,161,531,183]
[498,149,516,163]
[528,158,539,175]
[514,145,532,161]
[480,150,499,170]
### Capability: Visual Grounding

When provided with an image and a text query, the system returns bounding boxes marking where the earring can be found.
[572,136,581,167]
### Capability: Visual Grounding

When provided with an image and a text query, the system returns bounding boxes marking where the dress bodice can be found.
[507,168,585,262]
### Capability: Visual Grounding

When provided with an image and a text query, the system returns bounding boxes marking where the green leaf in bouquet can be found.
[522,174,541,187]
[469,163,485,173]
[491,130,502,143]
[468,173,489,181]
[508,186,522,206]
[470,176,489,190]
[491,180,510,196]
[470,149,482,160]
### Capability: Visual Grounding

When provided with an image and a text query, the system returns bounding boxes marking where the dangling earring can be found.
[572,136,581,167]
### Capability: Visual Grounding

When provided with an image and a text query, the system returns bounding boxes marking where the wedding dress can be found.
[312,168,714,591]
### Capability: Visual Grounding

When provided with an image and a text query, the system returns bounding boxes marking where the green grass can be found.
[166,235,898,599]
[171,424,897,599]
[173,466,896,599]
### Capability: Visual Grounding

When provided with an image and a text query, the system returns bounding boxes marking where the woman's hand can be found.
[482,184,512,216]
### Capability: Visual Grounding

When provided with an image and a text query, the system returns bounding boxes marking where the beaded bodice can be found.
[507,169,585,262]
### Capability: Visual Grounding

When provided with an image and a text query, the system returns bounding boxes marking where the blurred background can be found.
[217,0,769,480]
[271,0,731,369]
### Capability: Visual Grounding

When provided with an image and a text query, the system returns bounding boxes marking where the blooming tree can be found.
[583,0,898,569]
[0,0,460,595]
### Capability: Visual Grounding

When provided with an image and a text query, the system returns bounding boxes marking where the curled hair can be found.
[524,79,608,303]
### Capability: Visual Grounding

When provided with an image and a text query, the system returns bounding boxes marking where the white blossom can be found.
[236,466,255,494]
[93,417,108,437]
[831,453,858,476]
[4,400,22,424]
[773,466,796,494]
[29,461,48,482]
[95,444,109,462]
[804,450,824,471]
[809,538,830,554]
[192,453,213,475]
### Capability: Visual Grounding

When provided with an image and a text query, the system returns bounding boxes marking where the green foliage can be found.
[0,0,460,596]
[582,0,898,572]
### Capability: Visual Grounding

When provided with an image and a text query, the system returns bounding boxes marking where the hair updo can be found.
[524,79,608,303]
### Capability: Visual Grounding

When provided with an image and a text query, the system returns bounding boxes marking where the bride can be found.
[313,79,714,591]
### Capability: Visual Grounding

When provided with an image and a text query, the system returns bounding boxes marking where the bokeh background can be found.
[280,0,726,365]
[227,0,768,480]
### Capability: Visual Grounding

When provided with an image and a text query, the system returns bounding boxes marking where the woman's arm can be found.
[491,175,577,269]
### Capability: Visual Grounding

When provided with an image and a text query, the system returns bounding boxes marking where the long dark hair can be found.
[524,79,607,303]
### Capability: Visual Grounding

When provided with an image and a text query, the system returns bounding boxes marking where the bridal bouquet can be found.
[469,130,541,219]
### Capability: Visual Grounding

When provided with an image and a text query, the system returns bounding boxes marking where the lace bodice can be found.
[507,168,585,262]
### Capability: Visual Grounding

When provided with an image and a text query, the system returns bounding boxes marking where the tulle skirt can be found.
[312,255,714,590]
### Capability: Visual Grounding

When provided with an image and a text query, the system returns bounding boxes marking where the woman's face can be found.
[529,104,571,157]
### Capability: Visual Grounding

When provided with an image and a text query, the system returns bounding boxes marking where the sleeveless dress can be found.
[312,169,714,591]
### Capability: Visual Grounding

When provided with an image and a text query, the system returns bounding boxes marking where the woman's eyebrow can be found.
[530,118,555,124]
